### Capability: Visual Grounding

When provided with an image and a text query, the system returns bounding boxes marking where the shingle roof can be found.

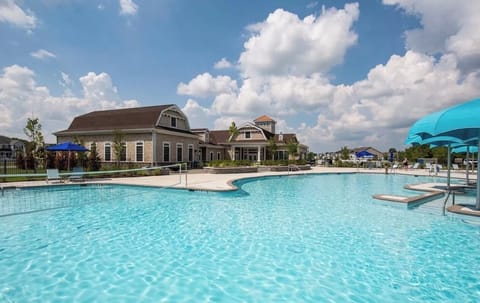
[274,133,296,144]
[209,130,230,144]
[254,115,276,123]
[0,135,10,145]
[59,105,173,132]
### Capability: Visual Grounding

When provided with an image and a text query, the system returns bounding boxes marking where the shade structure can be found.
[46,141,89,170]
[46,141,89,152]
[405,108,450,143]
[452,145,478,153]
[405,97,480,209]
[355,150,374,158]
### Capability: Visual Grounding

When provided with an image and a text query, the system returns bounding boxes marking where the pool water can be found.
[1,174,479,302]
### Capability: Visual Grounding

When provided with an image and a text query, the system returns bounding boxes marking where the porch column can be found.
[231,146,235,160]
[257,146,261,162]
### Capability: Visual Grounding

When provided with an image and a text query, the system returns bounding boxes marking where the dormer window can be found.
[245,131,251,139]
[171,117,177,128]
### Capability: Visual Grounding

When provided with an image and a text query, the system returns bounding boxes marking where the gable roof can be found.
[58,105,174,133]
[274,133,297,144]
[208,130,230,144]
[254,115,276,123]
[0,135,10,145]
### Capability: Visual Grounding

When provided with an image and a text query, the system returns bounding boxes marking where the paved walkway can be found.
[2,166,479,217]
[2,166,476,191]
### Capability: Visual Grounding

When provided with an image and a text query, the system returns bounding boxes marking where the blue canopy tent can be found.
[46,141,89,171]
[405,97,480,209]
[355,150,374,158]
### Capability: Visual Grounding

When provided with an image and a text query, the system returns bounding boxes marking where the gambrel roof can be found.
[55,104,194,135]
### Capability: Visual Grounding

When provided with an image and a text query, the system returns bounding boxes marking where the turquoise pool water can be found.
[1,174,479,302]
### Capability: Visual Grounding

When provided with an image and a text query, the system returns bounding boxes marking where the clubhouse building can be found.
[54,104,308,166]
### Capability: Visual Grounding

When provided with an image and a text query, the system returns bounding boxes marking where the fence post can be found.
[3,159,6,182]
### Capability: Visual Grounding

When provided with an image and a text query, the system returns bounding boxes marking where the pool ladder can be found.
[288,165,298,175]
[442,188,457,216]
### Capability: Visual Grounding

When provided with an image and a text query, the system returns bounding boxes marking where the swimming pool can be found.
[1,174,479,302]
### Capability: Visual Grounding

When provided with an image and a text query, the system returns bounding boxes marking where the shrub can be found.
[208,160,253,167]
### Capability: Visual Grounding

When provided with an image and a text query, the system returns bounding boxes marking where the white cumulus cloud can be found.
[119,0,138,16]
[298,51,480,151]
[0,65,139,142]
[384,0,480,72]
[0,0,36,30]
[181,99,213,129]
[239,3,359,77]
[30,49,56,60]
[214,58,233,69]
[177,2,480,152]
[177,73,238,98]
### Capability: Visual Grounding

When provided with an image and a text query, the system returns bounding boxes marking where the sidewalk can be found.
[2,166,476,191]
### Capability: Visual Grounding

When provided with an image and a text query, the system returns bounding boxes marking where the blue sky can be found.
[1,0,480,152]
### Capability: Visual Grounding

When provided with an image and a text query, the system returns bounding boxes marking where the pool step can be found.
[372,191,444,208]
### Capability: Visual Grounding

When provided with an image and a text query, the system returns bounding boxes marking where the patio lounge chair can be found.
[46,169,63,183]
[69,167,84,182]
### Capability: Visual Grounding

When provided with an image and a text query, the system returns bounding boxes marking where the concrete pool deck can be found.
[2,166,476,189]
[2,166,479,216]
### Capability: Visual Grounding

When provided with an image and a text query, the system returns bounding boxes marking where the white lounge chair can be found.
[69,167,84,182]
[46,169,63,183]
[452,164,459,170]
[412,163,420,169]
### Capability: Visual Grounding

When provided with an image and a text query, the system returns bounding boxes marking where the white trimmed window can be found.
[120,143,127,162]
[176,143,183,162]
[163,142,170,162]
[171,117,177,128]
[210,151,214,161]
[136,141,144,162]
[104,143,112,161]
[188,144,194,162]
[245,131,251,139]
[217,152,221,160]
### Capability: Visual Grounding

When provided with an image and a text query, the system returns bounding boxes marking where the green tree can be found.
[228,121,239,141]
[286,139,299,160]
[340,146,350,160]
[267,137,278,160]
[73,136,87,167]
[405,144,433,162]
[23,117,45,171]
[112,130,126,166]
[87,142,102,171]
[431,146,448,164]
[307,152,316,162]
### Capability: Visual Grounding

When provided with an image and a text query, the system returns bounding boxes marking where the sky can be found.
[1,0,480,152]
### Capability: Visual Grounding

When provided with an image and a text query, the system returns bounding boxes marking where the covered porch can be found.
[230,144,268,162]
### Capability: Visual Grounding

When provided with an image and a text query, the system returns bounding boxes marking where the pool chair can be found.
[46,169,64,184]
[69,167,84,182]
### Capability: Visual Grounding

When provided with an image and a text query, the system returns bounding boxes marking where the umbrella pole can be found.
[466,147,470,184]
[447,145,451,189]
[477,137,480,210]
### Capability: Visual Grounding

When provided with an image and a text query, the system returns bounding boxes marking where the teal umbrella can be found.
[452,145,478,153]
[405,97,480,209]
